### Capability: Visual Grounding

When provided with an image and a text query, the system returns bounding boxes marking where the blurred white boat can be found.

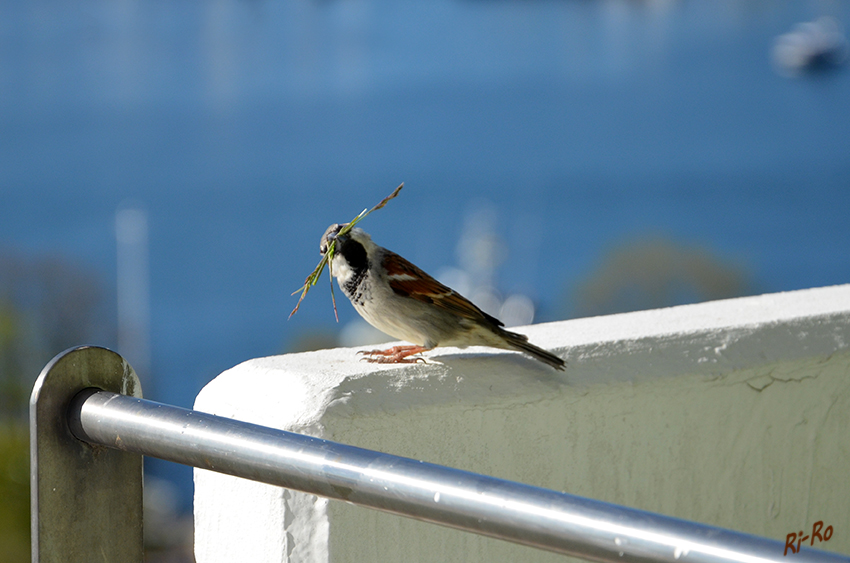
[772,16,849,75]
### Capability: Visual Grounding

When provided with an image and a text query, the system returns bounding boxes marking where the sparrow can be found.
[320,223,565,370]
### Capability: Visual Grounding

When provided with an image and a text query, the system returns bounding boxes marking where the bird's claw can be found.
[357,345,429,364]
[359,355,426,364]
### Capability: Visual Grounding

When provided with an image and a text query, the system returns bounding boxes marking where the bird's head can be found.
[319,223,344,256]
[319,224,374,257]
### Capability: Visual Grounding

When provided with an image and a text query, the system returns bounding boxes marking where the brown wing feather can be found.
[381,251,504,328]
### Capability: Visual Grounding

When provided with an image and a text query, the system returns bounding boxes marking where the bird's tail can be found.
[497,328,565,371]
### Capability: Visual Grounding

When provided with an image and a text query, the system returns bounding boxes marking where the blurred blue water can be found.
[2,0,850,508]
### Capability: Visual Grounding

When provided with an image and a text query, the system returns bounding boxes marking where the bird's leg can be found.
[358,345,430,364]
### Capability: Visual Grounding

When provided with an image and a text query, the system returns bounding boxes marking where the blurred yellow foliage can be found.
[568,236,755,318]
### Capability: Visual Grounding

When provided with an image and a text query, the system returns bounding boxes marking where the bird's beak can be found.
[320,223,346,256]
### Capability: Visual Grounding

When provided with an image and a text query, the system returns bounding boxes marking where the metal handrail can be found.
[31,347,848,563]
[73,392,845,563]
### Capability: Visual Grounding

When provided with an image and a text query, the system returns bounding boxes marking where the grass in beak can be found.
[289,183,404,320]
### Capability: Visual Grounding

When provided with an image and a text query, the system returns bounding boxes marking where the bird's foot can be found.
[358,345,429,364]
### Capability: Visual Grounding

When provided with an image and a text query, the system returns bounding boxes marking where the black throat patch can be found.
[338,237,369,303]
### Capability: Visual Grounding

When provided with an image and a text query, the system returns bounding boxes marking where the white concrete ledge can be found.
[194,284,850,563]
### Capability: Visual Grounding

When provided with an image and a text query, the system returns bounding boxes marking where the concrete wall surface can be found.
[194,284,850,563]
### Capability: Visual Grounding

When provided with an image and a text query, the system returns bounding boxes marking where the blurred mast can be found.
[115,205,151,383]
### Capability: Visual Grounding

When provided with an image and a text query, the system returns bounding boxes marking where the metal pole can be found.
[30,347,143,563]
[68,389,846,563]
